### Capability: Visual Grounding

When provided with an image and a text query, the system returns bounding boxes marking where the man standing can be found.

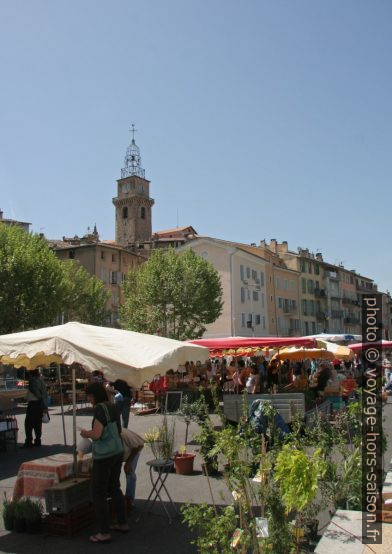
[121,429,144,511]
[24,369,48,447]
[112,379,132,428]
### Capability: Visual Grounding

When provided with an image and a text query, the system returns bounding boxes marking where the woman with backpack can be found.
[80,382,128,543]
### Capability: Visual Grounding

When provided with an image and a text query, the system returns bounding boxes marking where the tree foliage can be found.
[0,225,65,334]
[120,248,223,340]
[0,225,110,334]
[60,260,110,325]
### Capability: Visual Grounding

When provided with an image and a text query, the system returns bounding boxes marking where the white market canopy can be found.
[0,322,209,388]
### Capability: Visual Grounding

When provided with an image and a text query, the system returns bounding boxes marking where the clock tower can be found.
[113,126,154,247]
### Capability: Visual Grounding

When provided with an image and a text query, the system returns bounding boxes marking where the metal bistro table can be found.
[137,459,177,524]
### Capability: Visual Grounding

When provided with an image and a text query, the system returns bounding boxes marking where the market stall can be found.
[0,322,209,472]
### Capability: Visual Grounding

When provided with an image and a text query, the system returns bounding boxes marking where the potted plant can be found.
[23,498,43,534]
[274,445,326,553]
[178,397,205,444]
[144,416,175,468]
[13,498,27,533]
[196,421,218,476]
[173,445,196,475]
[2,493,17,532]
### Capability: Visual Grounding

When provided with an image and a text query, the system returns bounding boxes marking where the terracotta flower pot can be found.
[174,453,196,475]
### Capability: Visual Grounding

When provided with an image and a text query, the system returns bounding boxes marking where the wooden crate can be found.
[46,502,95,537]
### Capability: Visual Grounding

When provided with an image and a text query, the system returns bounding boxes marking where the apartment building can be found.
[49,232,142,325]
[178,237,270,337]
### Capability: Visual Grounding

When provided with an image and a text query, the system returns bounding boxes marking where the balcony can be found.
[325,270,339,280]
[342,297,359,306]
[356,282,375,293]
[331,310,343,318]
[283,303,297,314]
[315,288,327,298]
[316,311,327,321]
[344,316,361,325]
[330,295,341,301]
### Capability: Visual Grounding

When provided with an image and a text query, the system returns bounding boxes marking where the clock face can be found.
[123,182,130,193]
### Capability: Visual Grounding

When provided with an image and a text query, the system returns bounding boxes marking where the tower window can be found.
[122,206,128,219]
[140,206,146,219]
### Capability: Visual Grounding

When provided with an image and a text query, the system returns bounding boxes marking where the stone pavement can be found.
[1,400,392,553]
[0,408,230,554]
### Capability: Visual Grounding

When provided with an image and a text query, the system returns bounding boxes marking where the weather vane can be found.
[129,123,137,141]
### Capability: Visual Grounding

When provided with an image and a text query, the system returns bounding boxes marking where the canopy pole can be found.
[57,364,67,446]
[72,365,77,476]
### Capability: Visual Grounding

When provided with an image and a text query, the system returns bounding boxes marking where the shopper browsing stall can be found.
[80,383,128,543]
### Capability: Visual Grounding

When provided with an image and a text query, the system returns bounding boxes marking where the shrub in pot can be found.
[13,499,27,533]
[173,445,196,475]
[2,494,17,532]
[24,498,43,534]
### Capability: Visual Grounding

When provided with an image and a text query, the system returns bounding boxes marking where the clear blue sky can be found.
[1,1,391,291]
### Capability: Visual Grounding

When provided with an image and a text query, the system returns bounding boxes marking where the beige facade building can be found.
[178,237,270,337]
[0,209,31,232]
[50,233,142,325]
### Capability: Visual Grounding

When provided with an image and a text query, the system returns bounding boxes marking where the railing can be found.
[331,310,343,318]
[344,316,361,324]
[315,289,327,298]
[325,271,339,280]
[342,297,359,306]
[316,311,326,320]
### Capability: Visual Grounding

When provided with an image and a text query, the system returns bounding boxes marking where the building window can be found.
[302,299,308,315]
[260,271,265,287]
[308,264,313,274]
[253,290,259,302]
[315,265,320,275]
[278,297,283,309]
[247,314,253,328]
[100,251,105,260]
[69,250,75,259]
[112,254,116,262]
[302,278,306,293]
[263,315,266,329]
[247,289,251,300]
[312,321,316,334]
[276,277,280,289]
[300,260,306,272]
[307,279,314,293]
[241,287,245,303]
[111,271,118,285]
[246,267,251,279]
[261,293,265,308]
[304,321,309,335]
[255,315,261,325]
[240,265,244,280]
[241,313,245,327]
[122,206,128,219]
[140,206,146,219]
[284,279,288,290]
[252,269,257,280]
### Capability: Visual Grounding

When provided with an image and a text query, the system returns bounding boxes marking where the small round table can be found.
[137,459,177,524]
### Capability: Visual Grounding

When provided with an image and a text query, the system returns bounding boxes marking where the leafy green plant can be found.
[2,493,17,520]
[181,504,237,554]
[178,396,206,444]
[144,416,175,460]
[22,498,43,522]
[275,445,326,512]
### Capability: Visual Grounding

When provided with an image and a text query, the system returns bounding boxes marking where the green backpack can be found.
[92,402,124,460]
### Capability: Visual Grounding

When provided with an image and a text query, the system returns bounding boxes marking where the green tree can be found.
[0,225,64,334]
[60,260,110,325]
[121,248,223,340]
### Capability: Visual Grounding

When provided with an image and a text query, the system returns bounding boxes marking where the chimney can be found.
[277,241,288,253]
[0,209,3,220]
[259,239,266,247]
[270,239,277,253]
[315,253,323,261]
